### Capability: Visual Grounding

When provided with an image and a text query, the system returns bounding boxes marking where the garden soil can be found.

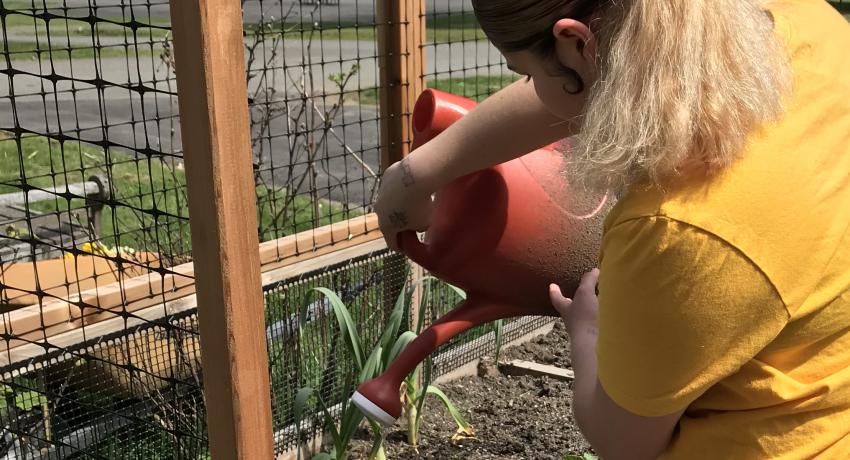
[349,321,591,459]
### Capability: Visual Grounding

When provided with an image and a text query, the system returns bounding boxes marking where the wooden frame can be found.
[2,237,388,376]
[168,0,273,457]
[377,0,426,167]
[0,214,379,353]
[377,0,426,316]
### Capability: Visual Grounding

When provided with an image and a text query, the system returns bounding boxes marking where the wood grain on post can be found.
[377,0,426,318]
[377,0,426,166]
[168,0,274,458]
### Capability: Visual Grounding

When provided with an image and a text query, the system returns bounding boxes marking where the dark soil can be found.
[501,321,573,369]
[349,322,591,459]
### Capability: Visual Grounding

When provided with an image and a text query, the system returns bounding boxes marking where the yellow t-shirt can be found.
[596,1,850,458]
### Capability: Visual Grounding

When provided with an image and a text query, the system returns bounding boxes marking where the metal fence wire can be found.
[264,249,404,454]
[0,2,524,456]
[0,0,201,458]
[5,0,838,458]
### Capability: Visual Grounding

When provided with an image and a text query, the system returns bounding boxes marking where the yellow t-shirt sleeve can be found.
[596,216,790,417]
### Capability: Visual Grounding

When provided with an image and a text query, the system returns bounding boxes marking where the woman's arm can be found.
[550,271,684,460]
[404,78,578,191]
[374,78,577,249]
[551,218,790,459]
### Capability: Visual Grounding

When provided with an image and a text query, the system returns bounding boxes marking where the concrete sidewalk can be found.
[1,38,506,98]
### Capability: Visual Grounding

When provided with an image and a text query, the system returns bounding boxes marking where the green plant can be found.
[492,318,505,363]
[564,454,598,460]
[401,277,474,448]
[294,286,409,460]
[293,277,474,459]
[0,379,48,413]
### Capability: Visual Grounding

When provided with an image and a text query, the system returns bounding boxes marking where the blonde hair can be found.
[474,0,792,190]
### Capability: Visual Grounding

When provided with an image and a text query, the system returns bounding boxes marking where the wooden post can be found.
[377,0,426,318]
[169,0,274,458]
[377,0,426,166]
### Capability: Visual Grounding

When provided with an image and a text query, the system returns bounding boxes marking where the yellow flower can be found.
[68,242,136,259]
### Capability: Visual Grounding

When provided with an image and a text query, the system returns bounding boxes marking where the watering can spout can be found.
[351,296,556,425]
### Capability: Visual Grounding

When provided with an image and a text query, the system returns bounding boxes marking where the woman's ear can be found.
[552,18,597,63]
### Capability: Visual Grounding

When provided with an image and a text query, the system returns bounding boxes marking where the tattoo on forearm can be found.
[400,157,415,187]
[389,211,409,229]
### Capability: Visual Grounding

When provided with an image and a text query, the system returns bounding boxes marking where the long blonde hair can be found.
[473,0,792,190]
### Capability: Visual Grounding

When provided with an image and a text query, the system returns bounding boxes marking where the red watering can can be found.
[351,89,613,425]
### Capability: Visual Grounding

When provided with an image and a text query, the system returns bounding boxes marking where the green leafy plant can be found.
[401,277,474,448]
[564,453,599,460]
[492,318,505,363]
[0,379,48,412]
[294,285,412,460]
[294,277,474,459]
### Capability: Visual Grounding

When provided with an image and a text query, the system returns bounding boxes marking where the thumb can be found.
[548,283,573,314]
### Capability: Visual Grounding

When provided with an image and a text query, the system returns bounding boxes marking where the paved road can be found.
[1,39,506,99]
[43,0,474,25]
[0,94,384,208]
[0,0,506,208]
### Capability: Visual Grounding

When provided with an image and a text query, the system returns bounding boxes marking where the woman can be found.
[374,0,850,459]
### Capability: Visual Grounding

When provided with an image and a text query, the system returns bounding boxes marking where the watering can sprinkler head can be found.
[351,88,614,426]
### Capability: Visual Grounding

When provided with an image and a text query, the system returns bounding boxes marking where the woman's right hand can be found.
[374,156,435,252]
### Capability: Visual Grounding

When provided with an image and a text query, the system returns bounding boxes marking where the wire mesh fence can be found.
[264,248,404,454]
[1,310,205,459]
[422,0,515,103]
[0,0,562,458]
[0,0,202,457]
[243,0,381,249]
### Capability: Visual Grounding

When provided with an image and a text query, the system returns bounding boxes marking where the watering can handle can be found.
[397,230,437,271]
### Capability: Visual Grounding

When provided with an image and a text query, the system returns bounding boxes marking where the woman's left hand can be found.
[549,268,600,336]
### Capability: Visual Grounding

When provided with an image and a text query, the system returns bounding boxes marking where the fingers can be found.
[577,268,600,296]
[381,211,413,252]
[548,283,573,314]
[379,200,433,253]
[380,223,399,252]
[380,212,404,252]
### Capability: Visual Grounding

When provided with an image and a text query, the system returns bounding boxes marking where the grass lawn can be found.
[355,74,520,105]
[0,134,354,257]
[3,40,158,61]
[1,12,171,38]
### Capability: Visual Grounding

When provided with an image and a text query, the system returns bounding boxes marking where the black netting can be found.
[244,0,380,250]
[422,0,516,103]
[0,0,203,457]
[0,0,577,457]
